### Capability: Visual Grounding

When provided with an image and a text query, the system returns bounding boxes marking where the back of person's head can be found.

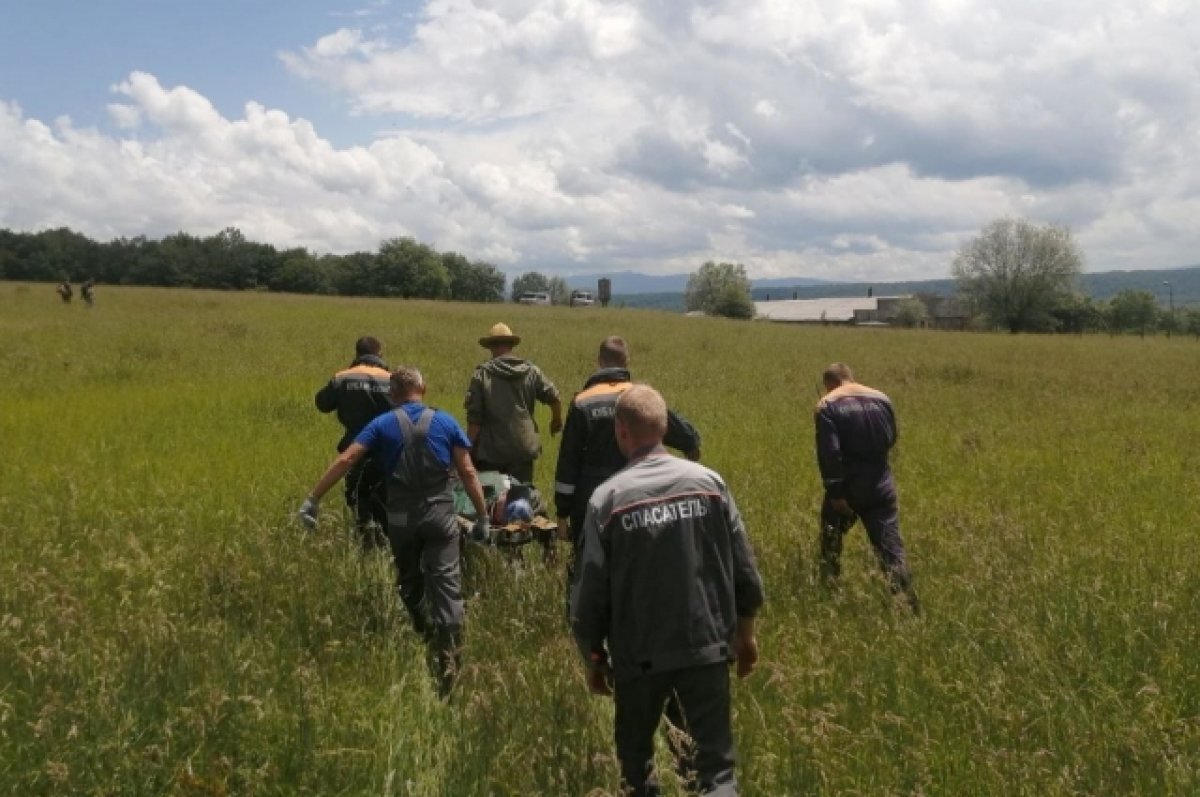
[390,366,425,399]
[598,336,629,368]
[356,336,383,357]
[822,362,854,388]
[615,383,668,441]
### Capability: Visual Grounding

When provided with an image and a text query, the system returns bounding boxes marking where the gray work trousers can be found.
[387,500,464,636]
[613,662,739,797]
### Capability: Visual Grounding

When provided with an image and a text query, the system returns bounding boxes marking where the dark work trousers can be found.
[820,465,917,607]
[387,500,465,696]
[614,662,739,797]
[344,457,387,546]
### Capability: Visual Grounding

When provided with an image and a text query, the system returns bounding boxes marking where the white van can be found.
[570,290,595,307]
[518,292,551,305]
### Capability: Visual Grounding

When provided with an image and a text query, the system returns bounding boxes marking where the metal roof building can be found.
[754,297,903,323]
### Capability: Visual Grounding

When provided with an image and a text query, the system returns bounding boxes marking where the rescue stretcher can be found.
[451,471,557,557]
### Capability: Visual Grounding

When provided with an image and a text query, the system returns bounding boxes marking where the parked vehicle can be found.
[570,290,595,307]
[517,291,552,305]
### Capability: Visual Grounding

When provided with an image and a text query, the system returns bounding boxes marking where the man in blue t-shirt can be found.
[299,366,489,696]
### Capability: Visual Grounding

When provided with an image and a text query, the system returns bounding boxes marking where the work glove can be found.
[297,496,320,530]
[471,516,491,543]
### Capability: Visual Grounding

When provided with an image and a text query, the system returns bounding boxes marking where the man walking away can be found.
[80,279,95,307]
[464,322,563,485]
[554,335,702,554]
[56,282,73,303]
[571,384,764,797]
[315,336,392,546]
[299,366,489,697]
[815,362,919,612]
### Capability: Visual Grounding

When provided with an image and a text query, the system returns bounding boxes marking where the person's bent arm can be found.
[315,380,338,413]
[548,397,564,436]
[664,409,701,460]
[464,373,485,449]
[308,443,367,500]
[553,402,587,536]
[451,445,488,520]
[298,443,367,528]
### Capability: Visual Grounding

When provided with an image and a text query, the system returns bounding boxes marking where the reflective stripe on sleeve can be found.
[555,481,576,495]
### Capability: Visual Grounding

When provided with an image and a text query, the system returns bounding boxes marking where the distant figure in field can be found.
[314,336,393,546]
[815,362,919,612]
[80,279,95,307]
[56,282,73,304]
[299,366,489,697]
[571,384,764,797]
[554,335,702,554]
[464,322,562,485]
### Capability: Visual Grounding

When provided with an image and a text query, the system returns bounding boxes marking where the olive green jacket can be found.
[465,355,560,464]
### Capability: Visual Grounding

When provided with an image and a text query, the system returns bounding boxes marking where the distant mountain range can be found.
[595,265,1200,312]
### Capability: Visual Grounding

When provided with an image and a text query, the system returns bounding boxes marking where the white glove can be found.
[297,496,320,530]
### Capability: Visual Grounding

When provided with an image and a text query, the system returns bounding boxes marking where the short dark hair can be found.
[355,336,382,357]
[598,336,629,367]
[823,362,854,386]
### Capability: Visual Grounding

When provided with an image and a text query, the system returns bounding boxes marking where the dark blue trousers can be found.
[820,466,916,606]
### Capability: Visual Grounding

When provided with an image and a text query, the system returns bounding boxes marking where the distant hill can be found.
[612,265,1200,313]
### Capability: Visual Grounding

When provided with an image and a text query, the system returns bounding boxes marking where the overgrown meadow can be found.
[1,284,1198,796]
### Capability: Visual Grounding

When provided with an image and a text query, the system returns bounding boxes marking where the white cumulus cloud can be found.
[3,0,1200,282]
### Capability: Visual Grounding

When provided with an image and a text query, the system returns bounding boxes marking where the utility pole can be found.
[1163,280,1174,339]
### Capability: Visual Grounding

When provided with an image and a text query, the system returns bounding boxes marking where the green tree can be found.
[952,218,1083,333]
[1108,290,1159,337]
[548,275,570,306]
[328,251,380,296]
[1185,307,1200,339]
[443,253,505,302]
[269,248,330,294]
[1051,293,1105,334]
[511,271,550,302]
[377,237,450,299]
[891,298,929,328]
[686,261,754,319]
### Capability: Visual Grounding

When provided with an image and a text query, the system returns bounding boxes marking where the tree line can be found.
[682,218,1200,336]
[0,227,507,303]
[951,218,1200,336]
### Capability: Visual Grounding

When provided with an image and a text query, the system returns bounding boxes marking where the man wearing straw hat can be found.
[465,322,563,485]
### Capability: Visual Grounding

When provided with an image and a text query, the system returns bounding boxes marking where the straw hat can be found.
[479,322,521,348]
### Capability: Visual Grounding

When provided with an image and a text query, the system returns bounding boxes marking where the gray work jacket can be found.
[570,451,765,680]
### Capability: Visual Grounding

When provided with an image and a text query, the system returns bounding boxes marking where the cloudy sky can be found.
[2,0,1198,281]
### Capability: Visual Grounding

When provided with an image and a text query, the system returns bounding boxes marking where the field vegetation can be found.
[1,283,1198,795]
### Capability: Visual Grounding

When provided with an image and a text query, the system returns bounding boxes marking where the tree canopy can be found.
[685,261,754,319]
[952,218,1083,333]
[1105,289,1159,337]
[511,271,550,302]
[0,226,506,303]
[891,297,929,328]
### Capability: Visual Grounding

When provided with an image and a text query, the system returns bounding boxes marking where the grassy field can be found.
[1,283,1198,796]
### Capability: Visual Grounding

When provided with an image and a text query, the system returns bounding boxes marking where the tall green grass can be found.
[1,284,1198,795]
